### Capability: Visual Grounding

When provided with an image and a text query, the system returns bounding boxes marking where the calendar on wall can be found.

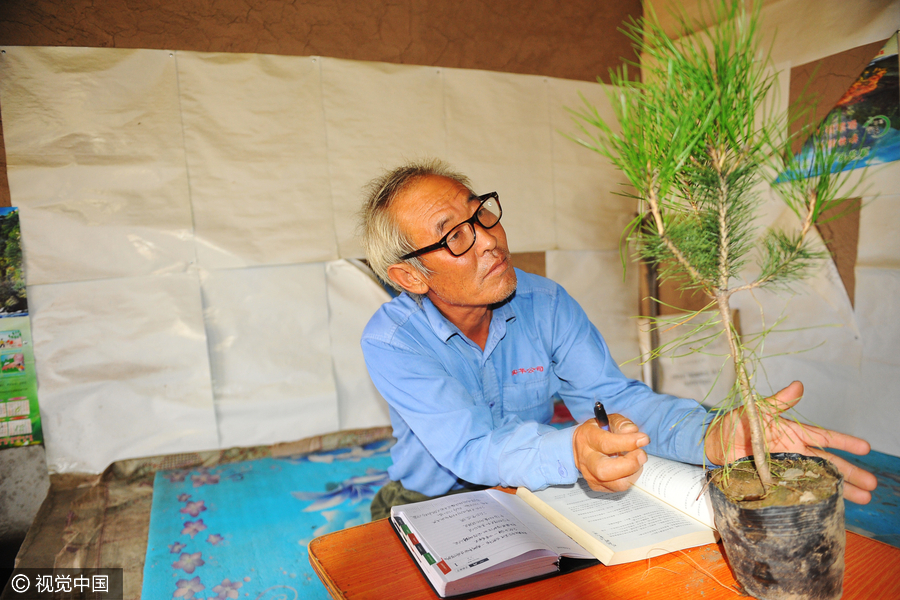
[0,207,42,449]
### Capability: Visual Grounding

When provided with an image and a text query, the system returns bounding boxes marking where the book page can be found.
[393,491,557,583]
[530,481,708,550]
[487,490,593,560]
[634,455,715,528]
[519,478,716,565]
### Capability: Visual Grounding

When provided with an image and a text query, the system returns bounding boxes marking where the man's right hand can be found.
[572,414,649,492]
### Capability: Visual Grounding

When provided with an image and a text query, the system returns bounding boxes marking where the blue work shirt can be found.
[361,269,712,496]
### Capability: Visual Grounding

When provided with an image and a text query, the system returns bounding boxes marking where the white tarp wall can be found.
[0,47,638,473]
[646,0,900,457]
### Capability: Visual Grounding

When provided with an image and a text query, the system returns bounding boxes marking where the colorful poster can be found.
[781,32,900,180]
[0,207,42,449]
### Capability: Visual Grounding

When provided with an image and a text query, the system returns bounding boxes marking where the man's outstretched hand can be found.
[704,381,878,504]
[573,413,649,492]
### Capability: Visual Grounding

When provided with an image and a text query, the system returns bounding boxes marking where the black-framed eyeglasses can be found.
[400,192,502,260]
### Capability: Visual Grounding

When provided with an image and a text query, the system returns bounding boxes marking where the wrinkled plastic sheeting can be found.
[442,68,557,252]
[321,59,448,259]
[548,78,638,253]
[326,259,392,430]
[28,273,219,474]
[200,263,340,449]
[546,250,642,382]
[0,48,196,286]
[176,52,339,269]
[854,166,900,456]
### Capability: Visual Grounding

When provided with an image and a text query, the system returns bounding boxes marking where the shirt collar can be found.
[420,294,518,346]
[421,297,459,343]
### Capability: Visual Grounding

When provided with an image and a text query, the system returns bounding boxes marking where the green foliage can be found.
[755,229,828,291]
[571,0,863,487]
[0,211,26,313]
[572,0,859,297]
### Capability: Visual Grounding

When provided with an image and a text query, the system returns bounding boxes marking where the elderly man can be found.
[360,159,877,520]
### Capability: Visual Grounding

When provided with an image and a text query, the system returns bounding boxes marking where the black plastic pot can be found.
[706,453,845,600]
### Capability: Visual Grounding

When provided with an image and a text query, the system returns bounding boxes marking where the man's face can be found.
[391,175,517,312]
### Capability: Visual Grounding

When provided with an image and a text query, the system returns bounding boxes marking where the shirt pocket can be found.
[501,375,554,423]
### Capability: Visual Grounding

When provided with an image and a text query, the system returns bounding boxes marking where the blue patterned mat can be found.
[141,439,394,600]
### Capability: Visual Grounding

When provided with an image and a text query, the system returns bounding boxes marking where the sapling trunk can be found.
[711,148,772,491]
[716,292,772,490]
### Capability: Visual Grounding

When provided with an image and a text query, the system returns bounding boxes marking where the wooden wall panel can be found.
[0,1,640,82]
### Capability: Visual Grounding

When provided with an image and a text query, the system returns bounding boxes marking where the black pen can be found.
[593,401,609,429]
[594,401,620,458]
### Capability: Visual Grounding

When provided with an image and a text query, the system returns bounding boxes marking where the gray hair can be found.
[359,158,473,295]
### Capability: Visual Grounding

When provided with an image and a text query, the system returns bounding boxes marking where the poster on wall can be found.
[781,32,900,179]
[0,207,42,449]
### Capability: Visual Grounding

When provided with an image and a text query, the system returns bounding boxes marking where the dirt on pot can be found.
[711,456,841,509]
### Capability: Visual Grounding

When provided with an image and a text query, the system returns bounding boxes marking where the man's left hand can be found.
[704,381,878,504]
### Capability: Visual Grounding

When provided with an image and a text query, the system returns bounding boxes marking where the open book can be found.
[389,455,718,597]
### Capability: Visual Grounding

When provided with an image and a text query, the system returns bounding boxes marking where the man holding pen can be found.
[358,159,877,519]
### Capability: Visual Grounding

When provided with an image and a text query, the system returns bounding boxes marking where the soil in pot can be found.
[707,453,845,600]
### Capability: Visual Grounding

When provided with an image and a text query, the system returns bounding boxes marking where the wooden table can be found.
[309,518,900,599]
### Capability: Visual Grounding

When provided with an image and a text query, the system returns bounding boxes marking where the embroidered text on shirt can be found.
[511,366,544,376]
